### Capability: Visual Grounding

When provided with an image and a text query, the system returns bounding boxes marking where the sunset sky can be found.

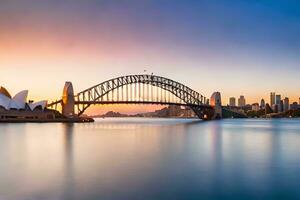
[0,0,299,114]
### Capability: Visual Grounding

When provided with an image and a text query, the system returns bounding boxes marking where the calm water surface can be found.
[0,118,300,200]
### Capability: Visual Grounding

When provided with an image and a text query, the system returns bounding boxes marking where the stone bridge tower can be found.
[210,92,222,119]
[62,82,75,117]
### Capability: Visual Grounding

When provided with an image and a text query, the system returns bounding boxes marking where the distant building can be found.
[238,96,246,107]
[279,100,284,113]
[272,104,278,113]
[283,97,289,112]
[260,99,265,109]
[229,97,236,107]
[270,92,276,106]
[252,103,260,111]
[290,102,298,111]
[275,94,281,105]
[265,103,273,114]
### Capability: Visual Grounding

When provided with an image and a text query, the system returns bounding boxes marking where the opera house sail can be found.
[0,86,54,122]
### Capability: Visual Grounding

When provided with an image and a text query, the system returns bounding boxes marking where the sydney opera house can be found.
[0,86,59,122]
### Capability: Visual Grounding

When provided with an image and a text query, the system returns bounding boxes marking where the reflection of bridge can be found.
[48,74,243,120]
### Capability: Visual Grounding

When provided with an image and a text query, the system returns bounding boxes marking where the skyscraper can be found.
[270,92,275,106]
[260,99,265,109]
[238,95,246,107]
[279,100,284,113]
[229,97,236,107]
[275,94,281,105]
[283,97,289,112]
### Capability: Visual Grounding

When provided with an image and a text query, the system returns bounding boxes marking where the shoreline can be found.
[0,117,94,123]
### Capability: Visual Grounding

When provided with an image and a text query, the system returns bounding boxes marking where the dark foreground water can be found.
[0,118,300,200]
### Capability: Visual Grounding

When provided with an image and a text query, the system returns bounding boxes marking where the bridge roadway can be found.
[75,100,212,108]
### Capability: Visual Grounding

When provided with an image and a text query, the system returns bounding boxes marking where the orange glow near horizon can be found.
[85,104,165,116]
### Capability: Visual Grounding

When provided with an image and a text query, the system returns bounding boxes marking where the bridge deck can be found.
[75,101,212,108]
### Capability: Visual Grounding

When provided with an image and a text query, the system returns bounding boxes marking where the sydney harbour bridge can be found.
[47,74,245,120]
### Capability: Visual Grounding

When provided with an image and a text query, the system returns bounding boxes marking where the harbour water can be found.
[0,118,300,200]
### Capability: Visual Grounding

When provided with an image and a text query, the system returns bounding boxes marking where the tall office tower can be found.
[238,95,246,107]
[275,94,281,105]
[279,100,284,113]
[270,92,275,106]
[260,99,266,108]
[229,97,236,107]
[283,97,290,112]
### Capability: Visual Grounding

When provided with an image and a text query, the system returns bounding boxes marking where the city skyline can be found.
[1,0,300,114]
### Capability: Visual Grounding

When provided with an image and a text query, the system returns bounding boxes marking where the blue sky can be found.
[0,0,299,111]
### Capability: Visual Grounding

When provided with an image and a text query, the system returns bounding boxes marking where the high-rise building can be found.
[272,104,278,113]
[279,100,284,113]
[252,103,260,111]
[283,97,290,112]
[260,99,265,109]
[265,103,273,114]
[238,95,246,107]
[275,94,281,105]
[270,92,275,106]
[229,97,236,107]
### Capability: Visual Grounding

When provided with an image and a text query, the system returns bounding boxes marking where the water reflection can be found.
[0,119,300,199]
[63,123,74,200]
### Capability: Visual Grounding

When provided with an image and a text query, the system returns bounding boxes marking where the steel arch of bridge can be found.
[72,74,214,119]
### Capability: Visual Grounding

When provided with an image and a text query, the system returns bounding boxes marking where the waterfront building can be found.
[252,103,260,111]
[243,104,252,112]
[279,100,284,113]
[290,102,298,110]
[0,86,59,121]
[283,97,290,112]
[270,92,276,106]
[238,96,246,107]
[260,99,266,109]
[0,87,47,111]
[229,97,236,107]
[275,94,281,105]
[265,103,273,114]
[272,104,278,113]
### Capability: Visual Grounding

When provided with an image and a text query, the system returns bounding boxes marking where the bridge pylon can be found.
[210,92,222,119]
[62,82,75,117]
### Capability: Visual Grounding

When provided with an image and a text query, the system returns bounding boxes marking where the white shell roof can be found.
[0,89,46,111]
[0,94,11,110]
[28,100,48,111]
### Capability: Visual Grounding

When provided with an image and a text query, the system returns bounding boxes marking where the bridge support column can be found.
[210,92,222,119]
[62,82,75,118]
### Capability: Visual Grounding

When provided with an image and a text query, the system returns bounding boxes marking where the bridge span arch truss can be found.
[74,75,213,119]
